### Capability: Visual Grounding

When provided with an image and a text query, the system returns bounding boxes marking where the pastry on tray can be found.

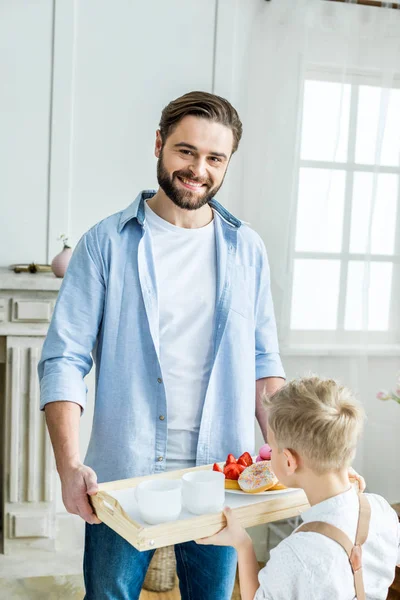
[238,461,278,493]
[213,445,286,493]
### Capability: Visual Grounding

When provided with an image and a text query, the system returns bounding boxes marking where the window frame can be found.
[287,67,400,346]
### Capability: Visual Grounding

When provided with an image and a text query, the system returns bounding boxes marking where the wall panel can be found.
[0,2,54,267]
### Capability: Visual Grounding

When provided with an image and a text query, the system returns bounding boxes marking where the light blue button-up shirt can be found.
[39,191,285,483]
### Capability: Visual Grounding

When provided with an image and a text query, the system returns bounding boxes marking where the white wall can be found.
[0,2,53,266]
[1,0,217,265]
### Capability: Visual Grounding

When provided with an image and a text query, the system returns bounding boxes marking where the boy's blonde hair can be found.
[264,376,365,474]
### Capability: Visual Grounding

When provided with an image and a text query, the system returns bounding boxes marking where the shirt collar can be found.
[301,487,357,524]
[118,190,242,233]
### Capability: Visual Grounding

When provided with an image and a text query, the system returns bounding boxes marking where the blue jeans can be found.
[83,523,237,599]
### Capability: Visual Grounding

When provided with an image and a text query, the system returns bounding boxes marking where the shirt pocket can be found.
[229,264,255,320]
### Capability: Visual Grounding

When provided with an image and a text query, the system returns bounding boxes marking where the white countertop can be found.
[0,267,63,291]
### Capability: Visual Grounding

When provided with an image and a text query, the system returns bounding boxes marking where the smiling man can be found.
[39,91,286,600]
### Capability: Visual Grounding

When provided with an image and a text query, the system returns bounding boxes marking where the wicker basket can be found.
[143,545,176,592]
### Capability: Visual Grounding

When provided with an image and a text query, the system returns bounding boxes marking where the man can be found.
[39,91,285,600]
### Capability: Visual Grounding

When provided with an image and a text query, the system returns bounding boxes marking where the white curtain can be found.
[229,0,400,501]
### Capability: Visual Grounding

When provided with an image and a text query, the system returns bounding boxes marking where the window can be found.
[289,72,400,344]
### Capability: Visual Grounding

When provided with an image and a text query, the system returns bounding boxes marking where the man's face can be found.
[155,115,234,210]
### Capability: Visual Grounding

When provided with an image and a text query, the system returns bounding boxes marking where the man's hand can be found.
[348,467,366,492]
[60,463,101,524]
[196,507,251,551]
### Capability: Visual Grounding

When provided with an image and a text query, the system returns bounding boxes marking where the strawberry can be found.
[213,463,224,473]
[224,463,246,480]
[237,452,253,467]
[225,453,237,465]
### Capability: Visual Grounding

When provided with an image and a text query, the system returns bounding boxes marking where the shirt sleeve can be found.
[254,242,285,381]
[38,227,105,413]
[397,521,400,565]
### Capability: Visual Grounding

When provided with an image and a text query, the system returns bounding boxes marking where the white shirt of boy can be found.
[255,488,400,600]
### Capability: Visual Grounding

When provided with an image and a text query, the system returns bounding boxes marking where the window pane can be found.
[295,168,346,253]
[355,86,400,167]
[301,80,350,162]
[350,173,398,255]
[344,261,393,331]
[291,259,341,330]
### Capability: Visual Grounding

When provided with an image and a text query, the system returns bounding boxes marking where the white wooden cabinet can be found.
[0,270,62,555]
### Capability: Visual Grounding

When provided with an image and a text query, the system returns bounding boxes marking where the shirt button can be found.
[157,377,163,384]
[159,415,165,421]
[157,456,163,462]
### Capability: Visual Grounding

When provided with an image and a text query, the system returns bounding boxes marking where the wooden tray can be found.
[91,463,309,552]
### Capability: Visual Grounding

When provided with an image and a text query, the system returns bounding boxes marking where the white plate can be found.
[225,487,299,497]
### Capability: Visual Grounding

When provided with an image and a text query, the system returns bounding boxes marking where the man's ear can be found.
[155,130,163,158]
[282,448,299,476]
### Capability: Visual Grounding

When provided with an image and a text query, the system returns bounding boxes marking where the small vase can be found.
[51,245,72,278]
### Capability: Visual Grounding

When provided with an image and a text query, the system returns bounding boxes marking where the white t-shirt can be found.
[144,202,216,471]
[255,488,400,600]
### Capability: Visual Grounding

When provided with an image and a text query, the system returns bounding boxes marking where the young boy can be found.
[198,376,400,599]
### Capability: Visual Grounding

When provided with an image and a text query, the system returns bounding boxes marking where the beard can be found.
[156,151,224,211]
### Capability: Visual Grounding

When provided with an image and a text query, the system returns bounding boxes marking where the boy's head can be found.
[264,376,365,487]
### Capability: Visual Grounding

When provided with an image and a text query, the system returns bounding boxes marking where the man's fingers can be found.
[86,493,102,524]
[79,510,101,525]
[348,468,366,493]
[83,469,99,495]
[76,499,101,525]
[357,475,366,492]
[91,515,102,525]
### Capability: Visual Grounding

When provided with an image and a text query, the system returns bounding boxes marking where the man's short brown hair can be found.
[159,91,243,153]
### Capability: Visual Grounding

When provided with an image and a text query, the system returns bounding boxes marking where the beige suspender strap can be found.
[295,494,371,600]
[355,493,371,546]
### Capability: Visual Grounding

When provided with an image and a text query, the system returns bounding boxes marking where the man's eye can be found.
[210,157,221,163]
[181,149,192,155]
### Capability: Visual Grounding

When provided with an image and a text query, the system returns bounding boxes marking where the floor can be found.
[0,573,244,600]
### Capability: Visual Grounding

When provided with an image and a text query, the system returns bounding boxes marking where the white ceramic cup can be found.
[182,471,225,515]
[135,479,182,525]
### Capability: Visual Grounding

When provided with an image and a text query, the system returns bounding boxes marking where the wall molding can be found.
[212,0,239,99]
[47,0,77,262]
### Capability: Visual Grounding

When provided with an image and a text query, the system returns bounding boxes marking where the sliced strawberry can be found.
[225,453,237,465]
[224,463,246,480]
[223,463,232,476]
[213,463,224,473]
[237,452,253,467]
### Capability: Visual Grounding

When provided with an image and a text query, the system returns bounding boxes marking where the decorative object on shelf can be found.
[51,234,72,278]
[377,373,400,406]
[10,263,52,274]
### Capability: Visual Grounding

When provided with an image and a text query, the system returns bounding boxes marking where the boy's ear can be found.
[282,448,299,476]
[155,130,163,158]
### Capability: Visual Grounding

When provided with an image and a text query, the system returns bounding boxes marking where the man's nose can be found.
[189,158,208,180]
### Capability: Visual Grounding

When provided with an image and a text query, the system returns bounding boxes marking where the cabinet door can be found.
[4,336,55,553]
